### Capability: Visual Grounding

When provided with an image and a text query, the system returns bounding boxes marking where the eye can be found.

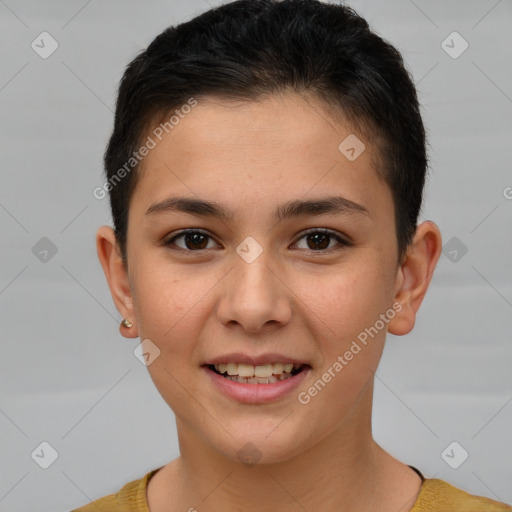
[163,229,219,251]
[163,228,350,253]
[293,229,350,252]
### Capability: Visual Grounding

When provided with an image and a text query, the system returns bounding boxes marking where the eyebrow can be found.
[145,195,369,221]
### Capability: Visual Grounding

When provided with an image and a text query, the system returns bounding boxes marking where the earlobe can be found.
[96,226,139,338]
[388,221,442,336]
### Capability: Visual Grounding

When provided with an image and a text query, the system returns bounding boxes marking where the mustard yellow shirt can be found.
[71,466,512,511]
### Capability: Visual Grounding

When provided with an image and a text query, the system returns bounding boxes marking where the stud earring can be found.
[121,318,133,328]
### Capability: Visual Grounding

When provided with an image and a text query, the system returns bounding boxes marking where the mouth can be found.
[202,359,312,404]
[204,362,310,384]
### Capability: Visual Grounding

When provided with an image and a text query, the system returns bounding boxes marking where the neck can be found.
[153,393,422,511]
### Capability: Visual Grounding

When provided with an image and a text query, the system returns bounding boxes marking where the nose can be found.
[216,249,293,334]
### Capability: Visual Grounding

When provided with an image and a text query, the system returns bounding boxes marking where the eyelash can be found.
[162,228,351,254]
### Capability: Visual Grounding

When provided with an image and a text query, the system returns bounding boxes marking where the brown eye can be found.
[165,230,217,251]
[294,229,349,252]
[305,232,330,250]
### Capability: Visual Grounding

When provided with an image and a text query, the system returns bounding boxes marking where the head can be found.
[97,0,441,466]
[103,0,428,265]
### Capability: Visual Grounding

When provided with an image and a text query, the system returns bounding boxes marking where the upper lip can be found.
[203,353,311,367]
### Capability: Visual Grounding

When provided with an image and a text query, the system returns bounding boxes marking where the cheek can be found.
[300,260,393,335]
[298,269,389,414]
[130,259,212,339]
[131,267,205,411]
[298,256,395,381]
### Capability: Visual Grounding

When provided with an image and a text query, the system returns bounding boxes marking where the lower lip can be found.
[202,365,311,404]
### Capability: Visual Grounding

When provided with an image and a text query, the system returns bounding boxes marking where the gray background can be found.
[1,0,511,510]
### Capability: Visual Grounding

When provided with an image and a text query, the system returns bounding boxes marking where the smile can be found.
[208,362,306,384]
[202,362,311,404]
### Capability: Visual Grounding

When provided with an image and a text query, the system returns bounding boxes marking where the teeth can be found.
[213,362,303,377]
[272,363,283,374]
[227,363,238,376]
[225,375,284,384]
[255,364,273,378]
[237,363,254,378]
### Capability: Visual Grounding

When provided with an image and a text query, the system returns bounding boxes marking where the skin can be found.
[97,93,442,512]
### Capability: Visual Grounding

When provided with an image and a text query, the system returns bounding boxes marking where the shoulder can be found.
[70,467,163,512]
[412,478,512,512]
[71,492,117,511]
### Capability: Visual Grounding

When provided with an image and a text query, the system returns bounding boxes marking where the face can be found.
[119,93,404,464]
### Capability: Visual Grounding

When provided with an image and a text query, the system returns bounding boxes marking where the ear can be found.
[96,225,139,339]
[387,221,442,336]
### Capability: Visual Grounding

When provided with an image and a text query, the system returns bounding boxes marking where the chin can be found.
[208,428,311,467]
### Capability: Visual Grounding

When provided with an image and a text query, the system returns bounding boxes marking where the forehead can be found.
[132,93,392,224]
[148,94,365,165]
